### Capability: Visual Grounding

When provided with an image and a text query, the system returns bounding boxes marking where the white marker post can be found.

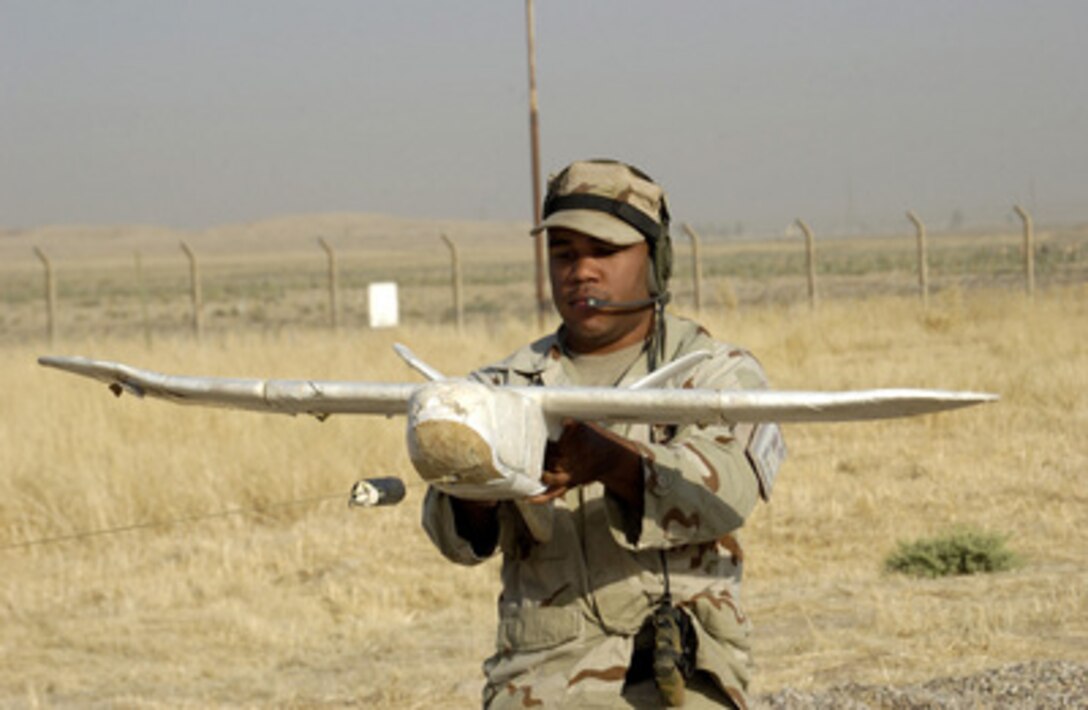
[368,282,399,329]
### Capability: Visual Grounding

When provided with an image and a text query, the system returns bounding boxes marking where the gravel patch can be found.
[752,660,1087,709]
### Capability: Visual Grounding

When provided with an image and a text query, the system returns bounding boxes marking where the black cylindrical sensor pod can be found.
[348,477,407,507]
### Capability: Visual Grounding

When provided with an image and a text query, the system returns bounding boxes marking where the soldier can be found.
[422,159,784,708]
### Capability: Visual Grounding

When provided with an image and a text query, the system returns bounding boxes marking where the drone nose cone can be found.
[407,380,503,486]
[405,379,548,500]
[408,418,501,485]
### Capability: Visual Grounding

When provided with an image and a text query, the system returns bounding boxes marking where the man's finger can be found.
[528,486,568,504]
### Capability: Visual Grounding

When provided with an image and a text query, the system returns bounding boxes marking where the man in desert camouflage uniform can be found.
[423,160,784,708]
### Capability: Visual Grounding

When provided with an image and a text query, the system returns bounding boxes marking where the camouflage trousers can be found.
[486,674,737,709]
[482,630,742,709]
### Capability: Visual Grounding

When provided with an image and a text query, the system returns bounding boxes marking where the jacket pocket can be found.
[496,604,584,653]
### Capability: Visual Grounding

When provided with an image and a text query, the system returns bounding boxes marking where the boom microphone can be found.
[585,293,670,313]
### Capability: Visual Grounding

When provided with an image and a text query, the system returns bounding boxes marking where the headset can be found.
[541,160,673,307]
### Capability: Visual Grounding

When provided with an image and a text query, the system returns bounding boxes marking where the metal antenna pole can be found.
[526,0,546,329]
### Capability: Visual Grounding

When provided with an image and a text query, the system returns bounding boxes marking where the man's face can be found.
[547,228,654,354]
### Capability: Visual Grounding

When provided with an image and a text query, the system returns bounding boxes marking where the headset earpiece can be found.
[651,192,673,296]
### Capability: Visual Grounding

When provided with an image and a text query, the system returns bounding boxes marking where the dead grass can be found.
[0,277,1085,705]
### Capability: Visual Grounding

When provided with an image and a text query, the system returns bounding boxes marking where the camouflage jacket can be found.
[422,314,779,708]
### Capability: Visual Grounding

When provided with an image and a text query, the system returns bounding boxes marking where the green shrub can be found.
[884,527,1019,578]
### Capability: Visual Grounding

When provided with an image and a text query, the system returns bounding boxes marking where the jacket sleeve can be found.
[420,487,496,565]
[606,345,775,550]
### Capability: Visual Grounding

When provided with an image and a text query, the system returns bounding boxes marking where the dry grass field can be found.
[3,216,1086,344]
[1,219,1086,707]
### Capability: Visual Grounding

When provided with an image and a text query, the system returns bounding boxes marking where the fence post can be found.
[317,237,339,331]
[680,223,703,314]
[906,210,929,309]
[135,251,152,348]
[32,247,56,345]
[179,241,203,340]
[795,219,818,310]
[440,234,464,332]
[1013,205,1035,297]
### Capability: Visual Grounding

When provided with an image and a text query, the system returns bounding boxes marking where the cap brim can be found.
[530,210,645,246]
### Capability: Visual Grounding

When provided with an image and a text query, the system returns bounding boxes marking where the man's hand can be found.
[531,419,645,513]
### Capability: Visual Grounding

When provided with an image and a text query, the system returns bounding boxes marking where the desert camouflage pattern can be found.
[423,314,774,709]
[530,159,667,248]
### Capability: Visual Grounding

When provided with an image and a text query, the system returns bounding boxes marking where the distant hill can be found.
[0,212,534,264]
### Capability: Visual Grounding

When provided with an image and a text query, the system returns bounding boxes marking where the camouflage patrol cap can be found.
[532,159,669,247]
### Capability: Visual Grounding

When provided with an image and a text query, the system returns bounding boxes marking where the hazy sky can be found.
[3,1,1086,235]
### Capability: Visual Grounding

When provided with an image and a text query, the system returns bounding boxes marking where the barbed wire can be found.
[0,491,346,552]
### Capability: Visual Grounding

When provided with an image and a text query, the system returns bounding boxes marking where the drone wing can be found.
[39,355,996,424]
[525,386,997,425]
[38,355,416,417]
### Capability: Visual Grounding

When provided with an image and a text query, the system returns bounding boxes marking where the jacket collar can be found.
[502,312,705,386]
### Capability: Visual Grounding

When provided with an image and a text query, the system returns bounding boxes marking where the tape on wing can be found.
[38,356,996,424]
[524,386,997,424]
[38,356,416,417]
